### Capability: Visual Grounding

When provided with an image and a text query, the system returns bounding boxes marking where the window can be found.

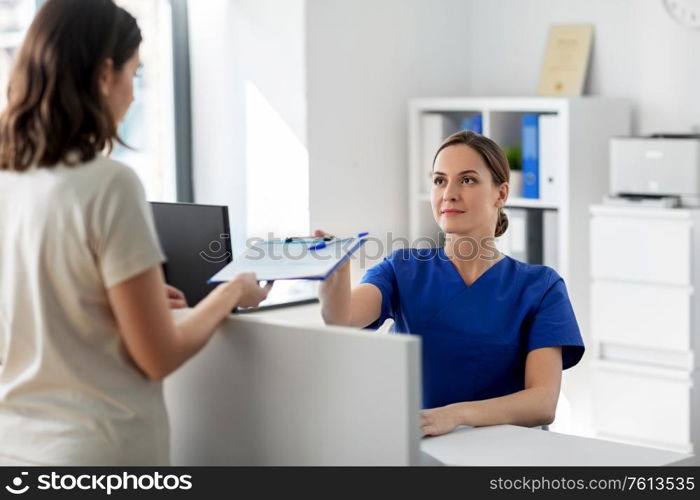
[0,0,37,108]
[113,0,177,202]
[0,0,179,202]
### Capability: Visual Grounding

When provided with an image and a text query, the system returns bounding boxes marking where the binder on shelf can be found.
[522,114,540,199]
[421,113,454,194]
[499,208,543,265]
[543,210,559,270]
[538,114,561,205]
[460,114,483,134]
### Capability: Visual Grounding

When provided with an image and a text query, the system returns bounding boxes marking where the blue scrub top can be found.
[360,248,584,409]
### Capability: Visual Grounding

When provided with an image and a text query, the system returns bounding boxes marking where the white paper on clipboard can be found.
[208,235,369,282]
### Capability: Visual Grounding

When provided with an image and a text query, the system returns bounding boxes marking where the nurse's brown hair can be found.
[433,130,510,237]
[0,0,141,171]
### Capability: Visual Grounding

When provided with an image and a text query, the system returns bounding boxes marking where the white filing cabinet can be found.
[590,205,700,454]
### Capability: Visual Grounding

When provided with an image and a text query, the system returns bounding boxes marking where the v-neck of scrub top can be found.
[441,248,508,290]
[423,248,509,324]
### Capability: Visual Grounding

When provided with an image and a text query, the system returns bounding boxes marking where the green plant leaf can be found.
[505,145,522,171]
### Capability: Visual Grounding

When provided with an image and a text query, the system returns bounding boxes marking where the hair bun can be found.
[495,208,509,237]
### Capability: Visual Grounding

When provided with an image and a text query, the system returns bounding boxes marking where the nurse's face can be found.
[431,144,506,237]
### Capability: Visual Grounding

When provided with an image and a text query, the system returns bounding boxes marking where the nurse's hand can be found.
[315,229,349,293]
[165,284,188,309]
[421,406,461,437]
[315,229,352,324]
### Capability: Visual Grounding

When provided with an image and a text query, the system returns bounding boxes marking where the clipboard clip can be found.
[284,234,335,243]
[284,232,369,251]
[283,234,336,252]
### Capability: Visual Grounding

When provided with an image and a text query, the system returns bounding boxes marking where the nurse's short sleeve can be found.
[528,270,585,369]
[90,166,165,288]
[359,251,399,329]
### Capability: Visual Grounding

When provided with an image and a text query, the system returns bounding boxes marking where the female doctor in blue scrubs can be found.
[318,130,584,437]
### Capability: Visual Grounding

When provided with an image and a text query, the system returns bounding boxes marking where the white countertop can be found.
[421,425,689,466]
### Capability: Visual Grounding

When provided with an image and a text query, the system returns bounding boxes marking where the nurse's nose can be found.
[443,180,461,201]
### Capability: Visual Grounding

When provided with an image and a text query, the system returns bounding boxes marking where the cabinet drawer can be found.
[591,216,691,285]
[591,281,691,351]
[592,362,692,449]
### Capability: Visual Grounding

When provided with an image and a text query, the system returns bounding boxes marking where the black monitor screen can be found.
[150,202,232,307]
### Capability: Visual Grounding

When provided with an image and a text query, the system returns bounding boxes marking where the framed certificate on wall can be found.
[538,24,593,97]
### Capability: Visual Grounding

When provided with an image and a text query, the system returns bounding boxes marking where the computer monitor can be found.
[150,202,232,307]
[150,201,319,311]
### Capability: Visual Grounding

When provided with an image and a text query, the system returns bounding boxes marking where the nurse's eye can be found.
[433,177,446,186]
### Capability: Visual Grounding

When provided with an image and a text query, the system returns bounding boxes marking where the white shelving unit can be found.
[408,96,631,341]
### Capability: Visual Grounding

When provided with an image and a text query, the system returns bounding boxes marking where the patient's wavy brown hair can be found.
[0,0,141,171]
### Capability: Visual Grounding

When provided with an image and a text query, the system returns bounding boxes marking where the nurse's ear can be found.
[495,182,509,207]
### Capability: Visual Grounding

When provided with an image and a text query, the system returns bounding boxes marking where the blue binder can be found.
[522,114,539,199]
[460,114,483,134]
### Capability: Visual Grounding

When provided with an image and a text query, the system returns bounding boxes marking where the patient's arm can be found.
[108,267,271,381]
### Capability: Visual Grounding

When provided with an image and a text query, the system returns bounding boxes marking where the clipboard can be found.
[207,233,369,282]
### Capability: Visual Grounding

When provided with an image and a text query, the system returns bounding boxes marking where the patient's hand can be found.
[165,284,188,309]
[226,272,273,309]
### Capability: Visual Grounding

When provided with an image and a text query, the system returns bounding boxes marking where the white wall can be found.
[306,0,700,246]
[307,0,478,247]
[457,0,700,135]
[189,0,307,253]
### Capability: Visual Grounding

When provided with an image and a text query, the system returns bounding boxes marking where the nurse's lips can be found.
[441,209,465,217]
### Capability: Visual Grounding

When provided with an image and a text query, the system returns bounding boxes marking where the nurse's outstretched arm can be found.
[314,229,383,327]
[421,346,563,436]
[318,260,383,328]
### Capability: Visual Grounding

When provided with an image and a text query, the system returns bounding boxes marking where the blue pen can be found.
[309,232,369,251]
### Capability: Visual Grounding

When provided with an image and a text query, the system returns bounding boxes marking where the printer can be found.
[610,134,700,207]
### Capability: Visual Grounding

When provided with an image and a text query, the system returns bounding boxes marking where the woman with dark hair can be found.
[318,131,584,437]
[0,0,270,465]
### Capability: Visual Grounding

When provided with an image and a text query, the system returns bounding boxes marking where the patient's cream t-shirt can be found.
[0,155,167,465]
